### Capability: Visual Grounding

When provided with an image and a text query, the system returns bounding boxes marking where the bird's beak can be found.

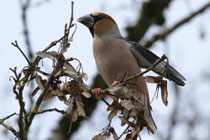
[77,14,94,28]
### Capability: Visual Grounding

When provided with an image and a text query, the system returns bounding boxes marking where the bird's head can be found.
[77,12,122,38]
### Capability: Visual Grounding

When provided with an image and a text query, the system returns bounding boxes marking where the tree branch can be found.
[0,113,19,138]
[143,1,210,48]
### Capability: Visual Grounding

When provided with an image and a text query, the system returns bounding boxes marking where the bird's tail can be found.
[165,65,186,86]
[143,108,157,134]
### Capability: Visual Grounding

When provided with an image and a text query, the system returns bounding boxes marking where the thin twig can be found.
[11,41,31,65]
[0,113,19,138]
[125,55,167,82]
[36,108,66,115]
[144,2,210,48]
[0,113,18,122]
[67,1,74,36]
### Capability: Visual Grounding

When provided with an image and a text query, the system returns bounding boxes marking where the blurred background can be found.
[0,0,210,139]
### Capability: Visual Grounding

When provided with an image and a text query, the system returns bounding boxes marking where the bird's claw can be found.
[92,88,102,99]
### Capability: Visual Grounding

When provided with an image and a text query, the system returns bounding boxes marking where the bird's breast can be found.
[93,37,141,86]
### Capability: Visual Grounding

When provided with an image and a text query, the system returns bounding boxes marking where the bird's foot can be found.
[92,88,102,99]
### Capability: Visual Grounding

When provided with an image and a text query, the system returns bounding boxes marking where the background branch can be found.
[143,1,210,48]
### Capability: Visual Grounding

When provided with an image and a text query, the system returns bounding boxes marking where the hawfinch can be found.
[78,12,185,134]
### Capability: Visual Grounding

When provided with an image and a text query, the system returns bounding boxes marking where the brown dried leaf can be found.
[35,75,45,89]
[64,62,77,72]
[43,90,55,101]
[91,134,110,140]
[51,89,65,96]
[76,100,86,117]
[145,76,163,83]
[119,116,127,126]
[63,69,78,78]
[22,66,40,76]
[81,91,91,98]
[107,101,117,111]
[108,109,118,121]
[82,73,88,81]
[32,86,40,96]
[22,68,30,76]
[161,80,168,106]
[71,108,78,122]
[121,100,134,110]
[36,51,58,59]
[109,127,118,140]
[145,76,157,83]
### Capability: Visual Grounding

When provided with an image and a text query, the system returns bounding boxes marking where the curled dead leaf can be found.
[161,80,168,106]
[35,75,45,89]
[145,76,162,83]
[109,127,118,140]
[81,91,91,98]
[71,108,78,122]
[108,109,118,121]
[51,89,65,96]
[36,51,58,59]
[75,100,86,117]
[82,73,88,81]
[91,133,110,140]
[32,86,40,96]
[120,100,134,110]
[43,90,55,101]
[64,62,77,72]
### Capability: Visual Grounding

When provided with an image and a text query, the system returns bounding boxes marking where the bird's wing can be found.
[127,41,186,86]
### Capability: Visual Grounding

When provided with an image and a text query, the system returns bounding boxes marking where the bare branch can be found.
[144,2,210,48]
[11,41,31,65]
[125,55,167,81]
[36,108,66,115]
[0,113,19,138]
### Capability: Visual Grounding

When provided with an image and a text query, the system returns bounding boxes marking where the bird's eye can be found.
[91,14,104,23]
[94,15,104,22]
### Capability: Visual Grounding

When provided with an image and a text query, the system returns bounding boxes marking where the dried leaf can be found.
[71,108,78,122]
[35,75,45,89]
[121,100,134,110]
[64,62,77,72]
[63,69,78,78]
[81,91,91,98]
[107,101,117,111]
[76,100,86,117]
[36,51,58,59]
[32,86,40,96]
[92,134,110,140]
[64,99,73,107]
[22,66,40,76]
[82,73,88,81]
[22,68,30,76]
[109,127,118,140]
[43,90,55,101]
[51,89,65,96]
[145,76,157,83]
[118,116,128,127]
[108,109,118,121]
[161,80,168,106]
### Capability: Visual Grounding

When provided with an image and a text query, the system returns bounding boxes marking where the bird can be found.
[77,12,185,134]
